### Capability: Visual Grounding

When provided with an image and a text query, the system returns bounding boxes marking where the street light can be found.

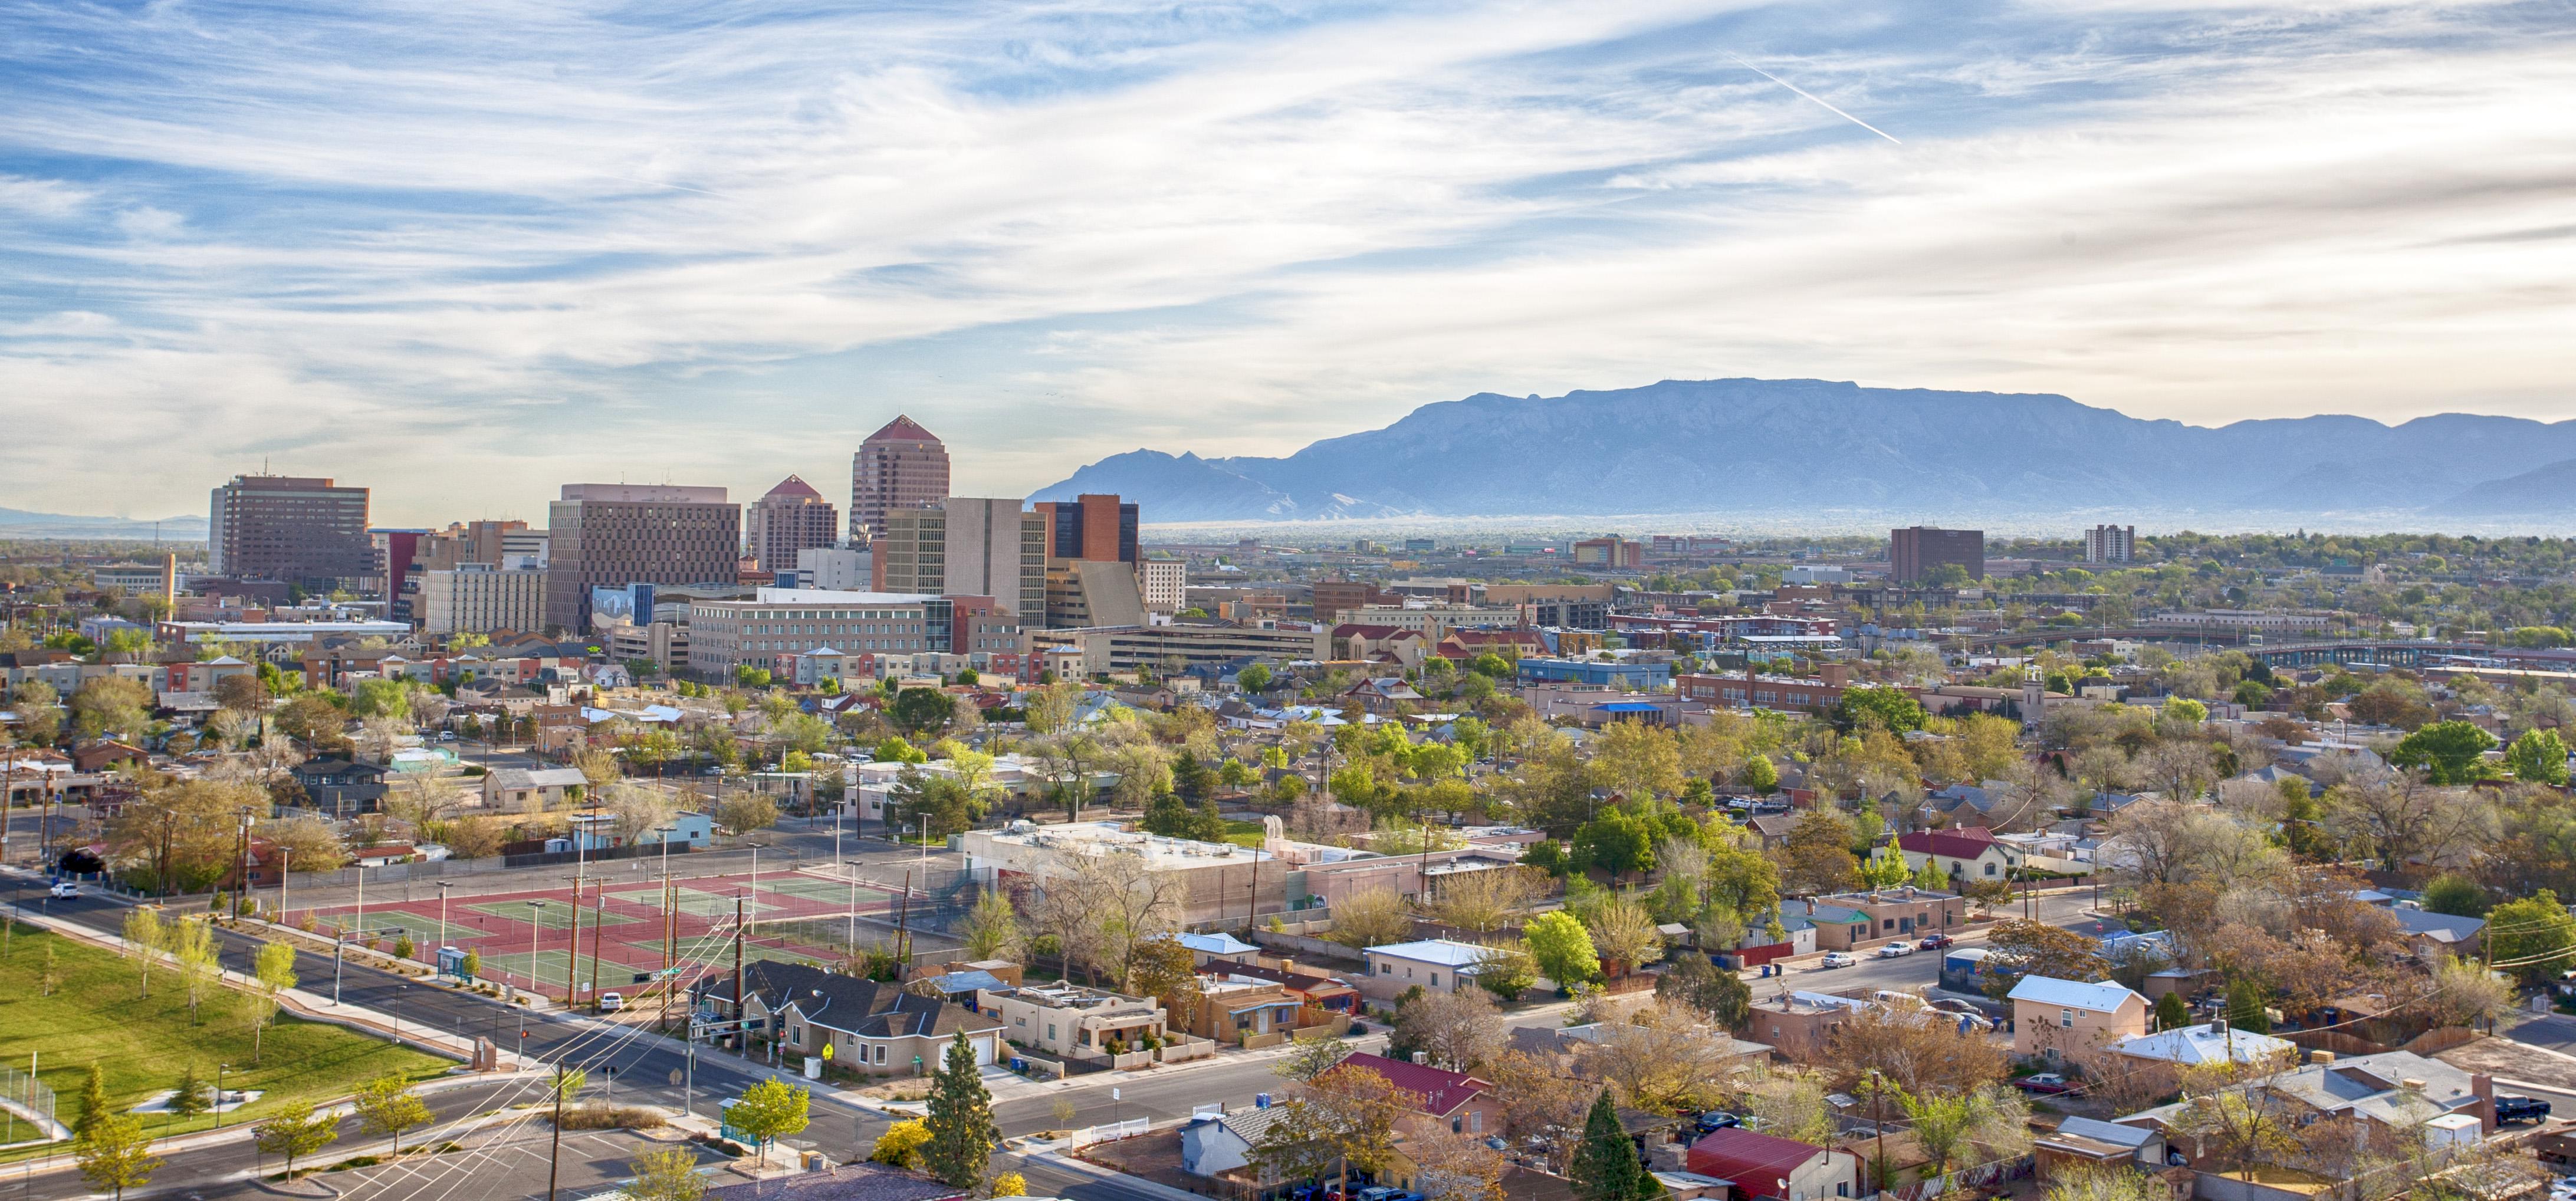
[845,860,863,947]
[526,900,546,1005]
[436,880,454,953]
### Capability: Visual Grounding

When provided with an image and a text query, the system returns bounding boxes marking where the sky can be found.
[3,0,2572,527]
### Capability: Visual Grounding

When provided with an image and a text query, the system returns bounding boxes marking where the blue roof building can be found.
[1516,657,1670,690]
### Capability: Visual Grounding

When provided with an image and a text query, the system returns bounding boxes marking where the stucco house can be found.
[2009,976,2150,1063]
[1687,1127,1860,1201]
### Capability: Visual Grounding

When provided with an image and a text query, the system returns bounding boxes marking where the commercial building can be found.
[850,414,949,540]
[1341,603,1521,641]
[1033,493,1138,562]
[1480,583,1611,629]
[789,546,872,591]
[962,822,1289,926]
[543,483,741,633]
[208,474,374,590]
[1310,580,1395,624]
[1044,560,1146,629]
[1888,526,1984,584]
[2085,524,2135,565]
[1139,558,1187,614]
[414,519,542,571]
[874,498,1047,618]
[416,564,544,635]
[157,618,413,648]
[1571,535,1644,569]
[744,475,840,574]
[685,588,947,676]
[92,561,176,594]
[1028,620,1329,676]
[1514,657,1670,690]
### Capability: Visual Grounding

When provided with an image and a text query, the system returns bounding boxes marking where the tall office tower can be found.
[207,474,375,590]
[1032,493,1138,562]
[875,498,1047,618]
[1888,526,1986,584]
[850,415,949,541]
[744,475,841,574]
[2085,524,2137,565]
[543,484,741,633]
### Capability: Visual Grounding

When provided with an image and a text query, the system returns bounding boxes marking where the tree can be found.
[255,1100,340,1178]
[1254,1065,1416,1201]
[1523,911,1601,988]
[990,1173,1028,1197]
[626,1148,708,1201]
[921,1031,999,1189]
[123,907,164,998]
[170,918,219,1022]
[2045,1167,2170,1201]
[1834,686,1927,734]
[1473,942,1540,1001]
[2154,991,2191,1032]
[728,1079,811,1164]
[1273,1031,1355,1082]
[1568,1090,1657,1201]
[1326,888,1415,951]
[166,1064,210,1124]
[1900,1085,2029,1176]
[354,1074,433,1157]
[76,1064,109,1140]
[71,677,153,739]
[1656,952,1751,1031]
[2389,721,2499,784]
[1126,936,1205,1020]
[1139,785,1192,836]
[2506,729,2571,786]
[2226,976,2272,1034]
[1775,810,1858,894]
[1572,813,1656,883]
[77,1113,160,1200]
[891,688,956,736]
[2489,890,2576,984]
[1236,664,1273,694]
[1823,1007,2010,1097]
[959,890,1023,961]
[1583,899,1664,976]
[869,1118,929,1169]
[1980,919,2108,996]
[1395,986,1506,1072]
[712,793,778,837]
[2420,873,2489,917]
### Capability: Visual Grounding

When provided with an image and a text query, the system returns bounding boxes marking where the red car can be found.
[1918,933,1954,950]
[2015,1073,2072,1094]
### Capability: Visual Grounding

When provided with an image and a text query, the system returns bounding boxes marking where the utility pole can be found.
[895,868,912,966]
[732,894,746,1060]
[234,808,254,921]
[546,1061,566,1201]
[587,879,603,1005]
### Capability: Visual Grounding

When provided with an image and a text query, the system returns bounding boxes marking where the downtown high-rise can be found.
[849,414,949,541]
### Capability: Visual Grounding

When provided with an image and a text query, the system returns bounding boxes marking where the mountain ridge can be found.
[1036,378,2576,524]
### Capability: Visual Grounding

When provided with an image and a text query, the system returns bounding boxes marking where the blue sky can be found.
[4,0,2571,525]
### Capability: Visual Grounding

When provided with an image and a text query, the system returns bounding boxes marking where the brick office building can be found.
[544,483,740,632]
[207,474,374,590]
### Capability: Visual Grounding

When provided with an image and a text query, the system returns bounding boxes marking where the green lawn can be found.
[0,921,449,1160]
[1220,818,1269,849]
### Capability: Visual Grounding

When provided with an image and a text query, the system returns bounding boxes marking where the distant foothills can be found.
[1036,377,2576,529]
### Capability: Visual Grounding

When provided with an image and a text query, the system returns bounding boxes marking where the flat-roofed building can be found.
[416,564,543,635]
[1027,621,1330,676]
[686,588,947,676]
[544,483,740,633]
[875,498,1046,620]
[208,474,374,590]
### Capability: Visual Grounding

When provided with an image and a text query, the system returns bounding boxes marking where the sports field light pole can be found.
[436,880,453,951]
[845,860,862,947]
[745,842,763,936]
[655,825,676,1031]
[526,900,546,1006]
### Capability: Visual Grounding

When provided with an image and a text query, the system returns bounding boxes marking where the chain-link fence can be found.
[0,1062,61,1144]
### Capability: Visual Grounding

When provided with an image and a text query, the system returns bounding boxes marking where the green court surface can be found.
[464,899,641,930]
[617,937,830,970]
[310,909,447,943]
[757,875,895,903]
[607,887,779,918]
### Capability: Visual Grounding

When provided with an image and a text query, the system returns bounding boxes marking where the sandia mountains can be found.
[1035,379,2576,527]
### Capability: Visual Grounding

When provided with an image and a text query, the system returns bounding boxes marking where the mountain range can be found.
[1036,378,2576,528]
[0,508,209,542]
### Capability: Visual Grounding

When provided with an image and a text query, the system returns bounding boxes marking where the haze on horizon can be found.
[3,0,2571,527]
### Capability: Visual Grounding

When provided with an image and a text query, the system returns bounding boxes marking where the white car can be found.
[1818,952,1859,969]
[1877,942,1916,958]
[48,881,78,899]
[598,992,625,1013]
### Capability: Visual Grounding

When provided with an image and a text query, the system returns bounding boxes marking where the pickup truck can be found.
[2497,1096,2553,1124]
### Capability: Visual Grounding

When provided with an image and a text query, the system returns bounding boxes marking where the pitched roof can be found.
[2007,975,2145,1013]
[1171,931,1259,956]
[1366,939,1489,968]
[700,960,1000,1039]
[864,414,942,444]
[762,474,824,500]
[1327,1052,1491,1117]
[1686,1127,1832,1186]
[1898,828,2004,859]
[2111,1024,2296,1065]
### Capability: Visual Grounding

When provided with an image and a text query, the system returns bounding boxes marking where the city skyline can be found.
[6,0,2573,523]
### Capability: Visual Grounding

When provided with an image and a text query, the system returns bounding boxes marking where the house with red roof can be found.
[1895,825,2020,884]
[1323,1051,1498,1137]
[1685,1127,1859,1201]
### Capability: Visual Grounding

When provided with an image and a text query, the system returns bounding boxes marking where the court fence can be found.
[0,1062,63,1144]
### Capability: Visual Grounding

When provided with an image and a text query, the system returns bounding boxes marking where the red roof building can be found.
[1685,1127,1859,1201]
[1325,1052,1496,1124]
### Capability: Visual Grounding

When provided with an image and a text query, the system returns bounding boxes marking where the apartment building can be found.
[2085,524,2135,564]
[543,483,740,632]
[1481,583,1611,630]
[744,475,840,574]
[1889,526,1984,583]
[415,564,544,635]
[208,474,374,589]
[1571,535,1643,568]
[875,498,1047,619]
[850,414,949,540]
[1027,620,1330,676]
[685,588,948,675]
[1033,493,1138,562]
[1139,558,1187,613]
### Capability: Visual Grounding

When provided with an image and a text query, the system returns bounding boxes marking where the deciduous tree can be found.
[353,1074,433,1156]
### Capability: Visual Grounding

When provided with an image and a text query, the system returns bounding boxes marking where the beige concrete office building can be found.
[416,564,544,635]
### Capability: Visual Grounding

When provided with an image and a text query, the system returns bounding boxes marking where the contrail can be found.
[1729,54,1901,144]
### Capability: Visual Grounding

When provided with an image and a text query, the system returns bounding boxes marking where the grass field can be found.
[1221,819,1268,849]
[0,920,449,1160]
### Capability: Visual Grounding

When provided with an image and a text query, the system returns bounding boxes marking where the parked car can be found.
[1918,933,1954,950]
[1818,952,1859,969]
[1877,942,1915,958]
[1694,1111,1742,1134]
[2497,1096,2553,1124]
[48,880,78,899]
[2014,1073,2072,1094]
[597,992,625,1013]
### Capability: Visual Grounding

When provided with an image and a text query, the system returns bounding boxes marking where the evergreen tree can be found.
[2153,991,2190,1032]
[1172,751,1216,801]
[2226,976,2272,1034]
[166,1065,209,1124]
[76,1063,110,1140]
[1188,795,1230,844]
[920,1032,998,1189]
[1139,786,1190,837]
[1570,1089,1659,1201]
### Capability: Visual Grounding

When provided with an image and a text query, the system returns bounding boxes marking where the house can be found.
[290,756,390,817]
[1200,959,1361,1013]
[1181,1105,1293,1180]
[2110,1021,2298,1068]
[1745,813,1800,850]
[1168,975,1310,1045]
[694,961,1003,1075]
[1686,1127,1860,1201]
[2391,906,2487,955]
[1325,1052,1498,1137]
[1811,887,1967,945]
[482,766,590,812]
[2123,1049,2497,1166]
[1333,626,1431,668]
[1745,991,1874,1057]
[1361,939,1492,1002]
[700,1160,964,1201]
[1776,899,1880,952]
[1895,826,2020,883]
[1168,930,1261,966]
[975,982,1167,1064]
[2034,1116,2169,1180]
[1344,677,1427,713]
[70,741,148,774]
[2009,976,2151,1063]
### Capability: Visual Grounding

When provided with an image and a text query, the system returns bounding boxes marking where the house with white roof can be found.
[2111,1020,2296,1068]
[2007,975,2150,1062]
[1168,930,1261,966]
[1362,939,1491,1002]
